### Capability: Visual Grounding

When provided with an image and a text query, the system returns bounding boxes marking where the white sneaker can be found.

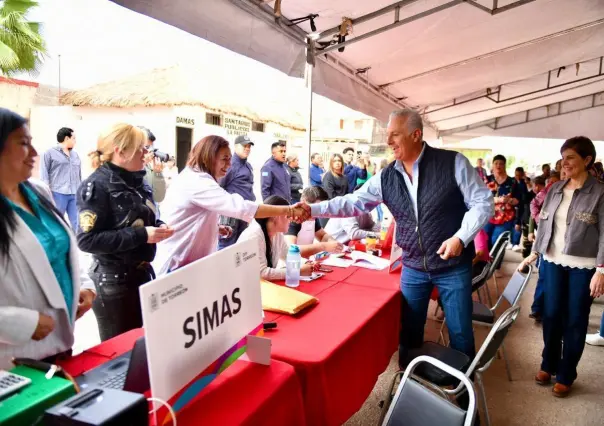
[586,332,604,346]
[506,242,513,250]
[512,245,522,252]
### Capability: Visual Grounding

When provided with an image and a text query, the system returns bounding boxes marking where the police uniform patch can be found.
[132,218,145,228]
[79,210,98,233]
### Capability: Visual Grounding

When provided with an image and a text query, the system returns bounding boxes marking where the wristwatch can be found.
[597,267,604,275]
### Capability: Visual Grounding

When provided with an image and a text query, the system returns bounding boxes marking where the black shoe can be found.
[529,312,543,322]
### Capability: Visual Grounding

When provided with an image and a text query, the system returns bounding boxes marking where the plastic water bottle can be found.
[285,245,302,288]
[380,218,390,241]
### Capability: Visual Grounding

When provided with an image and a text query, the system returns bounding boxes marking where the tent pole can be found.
[305,40,315,186]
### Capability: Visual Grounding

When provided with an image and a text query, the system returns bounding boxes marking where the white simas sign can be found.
[139,238,264,423]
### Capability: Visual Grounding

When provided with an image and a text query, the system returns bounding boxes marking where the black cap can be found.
[235,135,254,146]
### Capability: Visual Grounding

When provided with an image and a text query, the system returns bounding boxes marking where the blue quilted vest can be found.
[381,144,474,272]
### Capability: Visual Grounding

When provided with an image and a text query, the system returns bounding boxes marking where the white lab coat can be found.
[154,167,258,275]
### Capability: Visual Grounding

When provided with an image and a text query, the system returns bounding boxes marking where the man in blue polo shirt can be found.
[261,141,291,202]
[218,135,256,249]
[343,147,367,193]
[309,153,325,187]
[40,127,81,230]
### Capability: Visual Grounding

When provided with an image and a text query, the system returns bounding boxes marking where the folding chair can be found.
[380,356,477,426]
[397,306,521,426]
[437,265,532,380]
[489,231,511,297]
[470,265,532,381]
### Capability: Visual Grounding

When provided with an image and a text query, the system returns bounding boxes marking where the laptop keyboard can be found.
[98,371,127,389]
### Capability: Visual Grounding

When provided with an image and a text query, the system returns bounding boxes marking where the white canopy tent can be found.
[112,0,604,141]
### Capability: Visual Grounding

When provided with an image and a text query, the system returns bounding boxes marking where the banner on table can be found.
[139,238,264,424]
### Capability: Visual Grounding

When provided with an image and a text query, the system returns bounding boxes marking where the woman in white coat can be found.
[0,108,96,369]
[154,135,309,275]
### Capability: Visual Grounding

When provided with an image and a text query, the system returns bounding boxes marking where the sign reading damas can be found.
[176,116,195,126]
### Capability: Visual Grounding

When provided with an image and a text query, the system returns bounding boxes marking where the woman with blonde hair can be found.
[77,123,174,341]
[154,135,309,275]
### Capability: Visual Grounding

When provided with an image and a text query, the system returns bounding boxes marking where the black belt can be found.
[92,260,153,274]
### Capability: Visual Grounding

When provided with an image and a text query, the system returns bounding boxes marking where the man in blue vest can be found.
[303,109,493,362]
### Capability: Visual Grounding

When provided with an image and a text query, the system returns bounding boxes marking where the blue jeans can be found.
[541,260,594,385]
[483,220,514,249]
[599,312,604,338]
[52,191,78,230]
[511,226,521,245]
[376,204,384,223]
[399,262,475,361]
[530,255,545,315]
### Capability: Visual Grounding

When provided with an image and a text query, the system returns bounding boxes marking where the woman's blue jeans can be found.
[541,260,595,386]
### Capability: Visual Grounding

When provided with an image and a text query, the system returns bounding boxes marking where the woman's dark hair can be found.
[493,154,506,163]
[594,161,604,174]
[301,186,328,203]
[560,136,596,169]
[187,135,230,179]
[0,108,28,257]
[257,195,289,268]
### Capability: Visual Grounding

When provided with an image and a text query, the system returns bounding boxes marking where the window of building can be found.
[206,113,222,126]
[339,119,344,129]
[252,121,265,132]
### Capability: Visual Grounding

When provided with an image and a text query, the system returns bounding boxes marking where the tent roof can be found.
[60,64,370,131]
[112,0,604,139]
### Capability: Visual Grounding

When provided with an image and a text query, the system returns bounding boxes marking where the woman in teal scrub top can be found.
[0,108,96,369]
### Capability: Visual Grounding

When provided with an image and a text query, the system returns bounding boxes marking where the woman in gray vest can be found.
[519,136,604,398]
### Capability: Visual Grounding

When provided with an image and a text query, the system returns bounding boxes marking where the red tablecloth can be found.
[58,329,306,426]
[268,271,401,426]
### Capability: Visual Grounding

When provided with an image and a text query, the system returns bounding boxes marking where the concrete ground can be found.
[345,252,604,426]
[73,251,604,425]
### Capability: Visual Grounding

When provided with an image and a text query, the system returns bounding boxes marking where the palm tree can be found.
[0,0,46,76]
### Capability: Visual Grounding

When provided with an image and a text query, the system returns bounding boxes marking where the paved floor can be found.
[345,252,604,426]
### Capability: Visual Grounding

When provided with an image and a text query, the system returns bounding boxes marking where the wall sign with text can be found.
[224,115,252,136]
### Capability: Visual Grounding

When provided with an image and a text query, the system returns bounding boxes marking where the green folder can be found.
[0,365,77,426]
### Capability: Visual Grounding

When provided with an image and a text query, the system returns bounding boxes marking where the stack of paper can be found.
[349,251,390,270]
[319,251,389,270]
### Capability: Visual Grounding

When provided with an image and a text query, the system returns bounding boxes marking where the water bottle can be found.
[285,244,302,288]
[380,218,389,241]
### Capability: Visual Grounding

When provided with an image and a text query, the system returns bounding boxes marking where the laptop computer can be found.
[76,337,150,394]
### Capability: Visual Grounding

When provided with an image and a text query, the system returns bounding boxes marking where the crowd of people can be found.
[1,105,603,410]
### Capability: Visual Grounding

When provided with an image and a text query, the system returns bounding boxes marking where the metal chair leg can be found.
[501,341,513,381]
[437,319,446,345]
[492,275,500,298]
[476,372,491,426]
[483,284,493,307]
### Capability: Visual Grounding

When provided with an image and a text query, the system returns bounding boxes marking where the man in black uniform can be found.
[77,125,173,341]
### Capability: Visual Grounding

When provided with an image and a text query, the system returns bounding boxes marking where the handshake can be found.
[288,202,313,223]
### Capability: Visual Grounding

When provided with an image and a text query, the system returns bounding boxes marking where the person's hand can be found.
[515,224,521,232]
[528,232,535,242]
[590,272,604,298]
[321,240,344,253]
[518,252,538,271]
[290,202,311,223]
[32,313,55,341]
[437,237,464,260]
[219,225,233,238]
[76,289,96,320]
[300,263,314,276]
[146,226,175,243]
[152,158,164,173]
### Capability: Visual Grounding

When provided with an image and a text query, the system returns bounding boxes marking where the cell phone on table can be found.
[314,251,329,261]
[317,266,333,273]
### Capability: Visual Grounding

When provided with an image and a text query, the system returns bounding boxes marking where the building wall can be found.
[0,79,39,117]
